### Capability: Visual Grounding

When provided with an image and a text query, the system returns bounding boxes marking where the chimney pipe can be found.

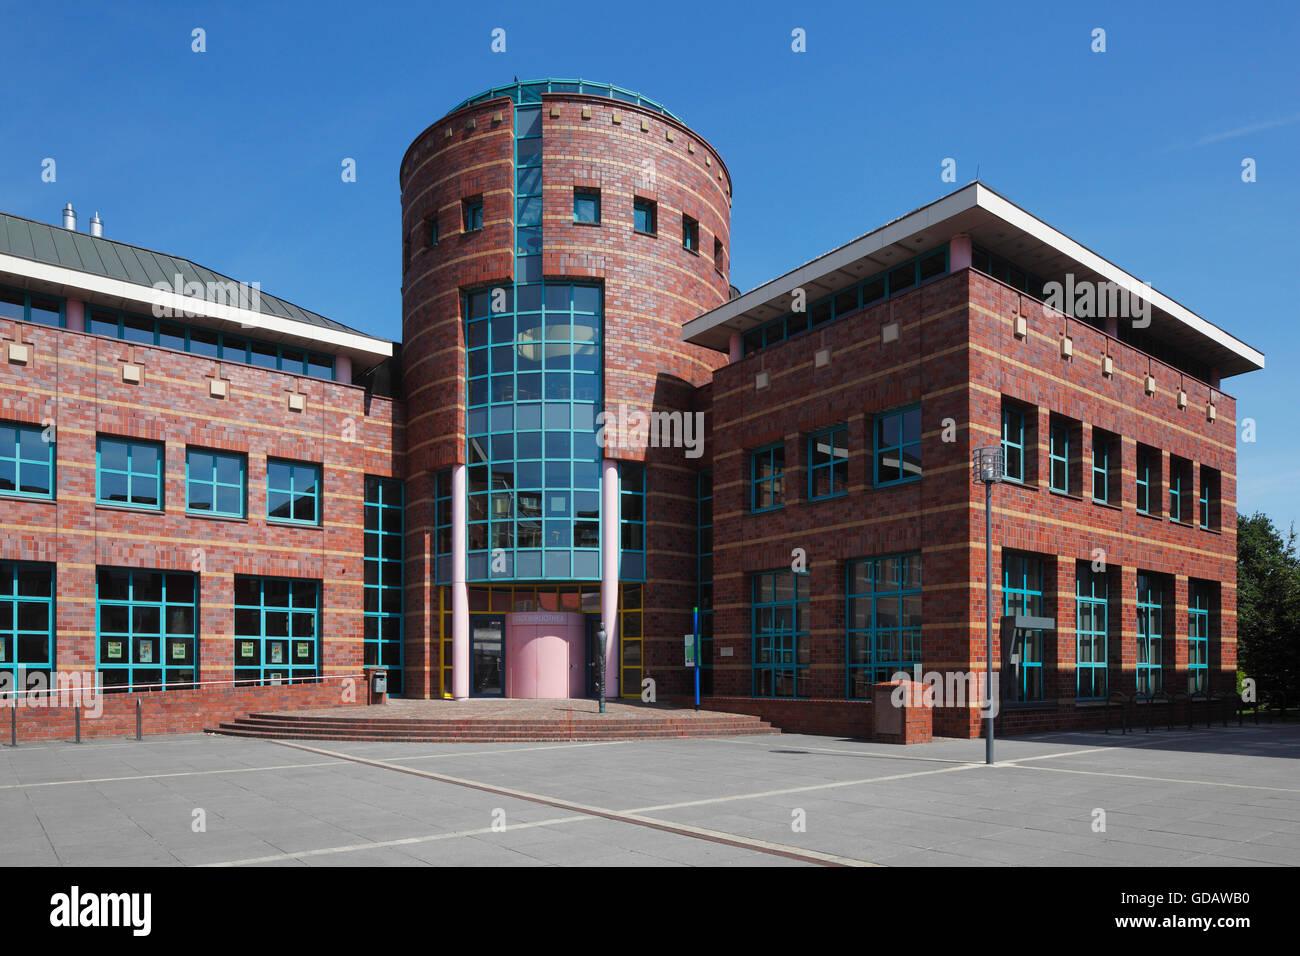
[62,203,77,231]
[90,211,103,238]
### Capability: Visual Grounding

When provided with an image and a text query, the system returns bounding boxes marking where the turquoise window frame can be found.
[1001,404,1025,483]
[807,425,849,499]
[1092,430,1111,504]
[1188,582,1210,696]
[0,561,55,690]
[266,458,321,526]
[464,198,484,232]
[95,567,197,692]
[682,215,699,253]
[573,189,600,224]
[464,280,603,582]
[82,305,334,380]
[1003,552,1045,701]
[1075,565,1108,699]
[751,569,809,698]
[741,247,948,356]
[96,436,164,511]
[0,421,55,500]
[185,448,246,519]
[1136,446,1154,515]
[619,462,646,581]
[633,198,656,235]
[1049,419,1070,494]
[846,553,922,699]
[697,469,714,694]
[1169,457,1187,522]
[1136,573,1163,697]
[233,575,320,686]
[0,284,65,328]
[434,469,453,585]
[1199,466,1216,530]
[750,443,785,512]
[365,476,404,696]
[874,406,922,486]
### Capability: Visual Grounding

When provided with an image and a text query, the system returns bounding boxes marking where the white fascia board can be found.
[0,252,393,359]
[684,184,981,341]
[972,185,1263,371]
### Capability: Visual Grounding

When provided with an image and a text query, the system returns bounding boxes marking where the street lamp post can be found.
[972,445,1004,765]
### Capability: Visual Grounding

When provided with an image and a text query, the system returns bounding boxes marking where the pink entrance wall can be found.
[504,612,586,699]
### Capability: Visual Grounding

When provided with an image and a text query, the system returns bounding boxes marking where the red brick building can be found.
[0,80,1264,739]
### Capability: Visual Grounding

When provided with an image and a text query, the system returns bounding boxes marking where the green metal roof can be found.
[0,210,375,340]
[448,79,682,122]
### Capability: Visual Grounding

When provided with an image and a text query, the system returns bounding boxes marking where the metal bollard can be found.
[136,698,142,741]
[74,704,81,743]
[9,705,15,747]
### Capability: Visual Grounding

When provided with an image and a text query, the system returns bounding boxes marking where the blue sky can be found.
[2,0,1297,529]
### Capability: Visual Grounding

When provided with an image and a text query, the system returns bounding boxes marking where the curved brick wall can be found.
[398,86,734,696]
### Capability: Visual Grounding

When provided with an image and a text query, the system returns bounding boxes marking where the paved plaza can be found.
[1,723,1297,866]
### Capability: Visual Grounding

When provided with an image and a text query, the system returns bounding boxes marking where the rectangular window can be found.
[752,569,809,698]
[620,462,646,581]
[1169,455,1192,523]
[808,426,849,499]
[365,476,404,696]
[714,237,725,273]
[0,561,54,690]
[266,459,321,525]
[697,469,714,696]
[846,554,922,698]
[1188,582,1210,696]
[1136,572,1163,697]
[682,215,699,253]
[1199,465,1219,530]
[0,285,64,327]
[573,189,600,224]
[96,436,163,510]
[186,448,246,518]
[434,469,453,583]
[1003,552,1045,702]
[875,406,922,485]
[633,198,657,235]
[0,421,54,499]
[96,568,197,692]
[1092,428,1116,504]
[750,443,785,512]
[1076,565,1108,699]
[1136,444,1160,516]
[233,576,319,685]
[1001,403,1026,483]
[463,197,484,232]
[1049,417,1070,495]
[426,214,438,247]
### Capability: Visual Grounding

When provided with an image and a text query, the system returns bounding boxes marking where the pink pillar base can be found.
[600,459,620,697]
[451,463,469,699]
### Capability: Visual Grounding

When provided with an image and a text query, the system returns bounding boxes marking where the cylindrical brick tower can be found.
[399,80,732,700]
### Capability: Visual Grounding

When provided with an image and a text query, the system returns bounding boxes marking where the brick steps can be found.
[208,710,778,742]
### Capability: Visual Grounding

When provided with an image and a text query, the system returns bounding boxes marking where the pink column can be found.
[451,463,470,699]
[949,234,972,271]
[600,458,620,696]
[335,354,352,385]
[728,330,742,363]
[65,298,85,332]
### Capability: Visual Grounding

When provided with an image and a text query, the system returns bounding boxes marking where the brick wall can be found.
[0,314,401,716]
[1,677,367,743]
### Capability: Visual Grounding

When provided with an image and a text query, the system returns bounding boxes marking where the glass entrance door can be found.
[471,615,505,697]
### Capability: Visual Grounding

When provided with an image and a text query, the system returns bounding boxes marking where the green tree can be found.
[1237,512,1300,705]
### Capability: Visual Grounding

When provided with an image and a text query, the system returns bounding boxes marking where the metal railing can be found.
[2,672,364,746]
